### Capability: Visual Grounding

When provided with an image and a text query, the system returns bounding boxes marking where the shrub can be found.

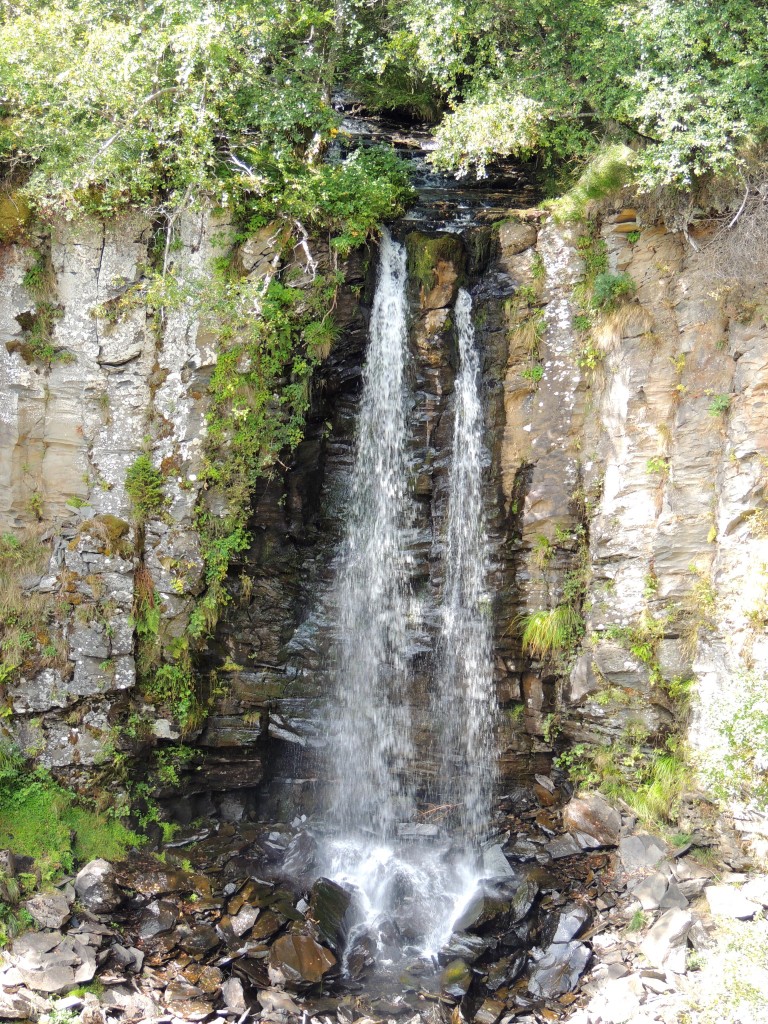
[708,393,732,415]
[125,455,166,523]
[521,363,544,384]
[591,272,636,310]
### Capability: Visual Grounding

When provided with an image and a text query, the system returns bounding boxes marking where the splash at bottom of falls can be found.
[320,834,497,986]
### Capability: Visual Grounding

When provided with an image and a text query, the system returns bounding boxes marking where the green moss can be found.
[0,192,31,243]
[405,231,465,293]
[0,746,141,874]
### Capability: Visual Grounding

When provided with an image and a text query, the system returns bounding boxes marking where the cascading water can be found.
[435,288,496,838]
[322,244,498,980]
[330,227,415,836]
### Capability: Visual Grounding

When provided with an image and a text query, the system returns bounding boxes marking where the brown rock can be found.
[498,220,537,255]
[562,793,622,846]
[269,932,336,987]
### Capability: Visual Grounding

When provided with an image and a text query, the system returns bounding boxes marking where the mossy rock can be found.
[0,192,31,243]
[405,231,466,292]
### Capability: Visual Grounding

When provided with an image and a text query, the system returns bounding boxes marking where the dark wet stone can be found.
[440,958,473,999]
[475,998,505,1024]
[547,833,598,859]
[122,863,193,896]
[485,952,527,991]
[527,941,590,998]
[455,878,538,935]
[250,909,286,940]
[308,877,353,951]
[505,838,539,861]
[269,889,305,921]
[438,932,491,965]
[346,934,376,979]
[232,956,269,989]
[136,900,179,940]
[269,932,337,988]
[165,978,203,1002]
[174,923,220,954]
[281,831,318,877]
[75,859,123,914]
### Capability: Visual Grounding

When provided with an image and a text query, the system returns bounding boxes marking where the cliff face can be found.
[1,201,767,838]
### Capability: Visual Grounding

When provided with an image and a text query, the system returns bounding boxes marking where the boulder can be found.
[527,941,590,998]
[705,884,761,920]
[619,834,667,874]
[75,859,123,914]
[136,899,179,939]
[440,958,473,999]
[562,793,622,847]
[25,891,71,930]
[454,878,538,933]
[308,877,353,951]
[269,932,336,988]
[639,908,693,973]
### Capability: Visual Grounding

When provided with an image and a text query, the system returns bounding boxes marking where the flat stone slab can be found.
[705,884,761,919]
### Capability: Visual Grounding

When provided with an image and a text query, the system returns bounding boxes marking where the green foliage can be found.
[702,669,768,808]
[2,0,767,213]
[142,653,205,736]
[520,605,585,662]
[557,739,689,826]
[708,393,732,416]
[521,363,544,385]
[548,146,637,223]
[125,455,166,523]
[0,744,141,874]
[591,272,636,311]
[0,529,62,684]
[646,456,669,476]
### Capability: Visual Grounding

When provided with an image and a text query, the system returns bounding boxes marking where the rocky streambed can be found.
[3,784,766,1024]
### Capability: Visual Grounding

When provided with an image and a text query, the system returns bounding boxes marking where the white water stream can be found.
[324,238,498,973]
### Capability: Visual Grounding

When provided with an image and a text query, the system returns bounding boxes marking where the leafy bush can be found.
[125,455,166,523]
[591,272,636,310]
[708,393,732,415]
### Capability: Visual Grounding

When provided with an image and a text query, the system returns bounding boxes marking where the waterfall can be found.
[436,288,496,837]
[324,255,496,978]
[331,228,415,837]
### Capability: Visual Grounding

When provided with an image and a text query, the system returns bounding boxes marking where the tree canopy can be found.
[1,0,767,220]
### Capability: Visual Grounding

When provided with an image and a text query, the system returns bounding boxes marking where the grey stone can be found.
[631,870,669,910]
[741,876,768,907]
[527,941,590,998]
[137,899,179,939]
[0,985,48,1019]
[619,834,667,874]
[482,844,515,878]
[230,904,259,937]
[75,859,122,914]
[639,908,693,973]
[25,891,71,930]
[221,977,247,1014]
[551,905,591,943]
[705,884,761,919]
